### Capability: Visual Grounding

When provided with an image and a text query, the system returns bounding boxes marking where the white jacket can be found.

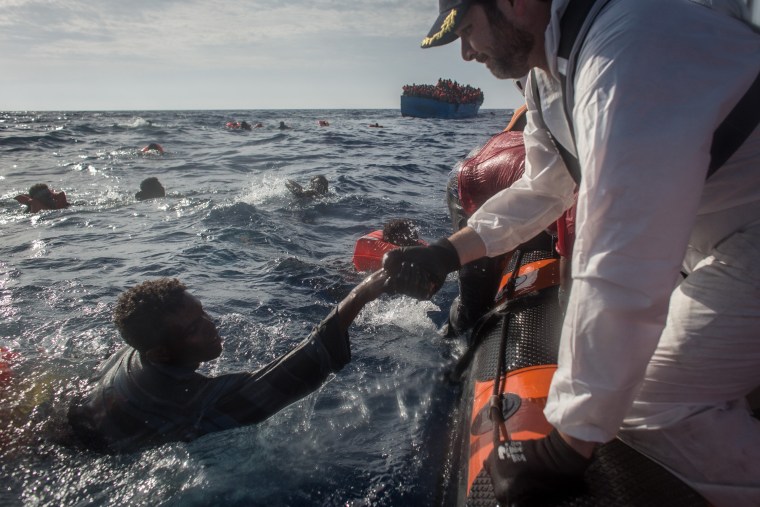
[467,0,760,442]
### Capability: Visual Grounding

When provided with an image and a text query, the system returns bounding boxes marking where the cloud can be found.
[0,0,524,110]
[0,0,435,64]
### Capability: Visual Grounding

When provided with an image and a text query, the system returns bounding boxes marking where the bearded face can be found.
[482,4,535,79]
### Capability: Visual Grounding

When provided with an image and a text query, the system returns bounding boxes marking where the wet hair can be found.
[135,177,166,200]
[29,183,50,197]
[28,183,56,208]
[113,278,187,353]
[309,175,328,195]
[382,219,420,246]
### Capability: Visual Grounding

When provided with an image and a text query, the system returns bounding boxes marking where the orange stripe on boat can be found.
[496,258,560,300]
[466,364,557,494]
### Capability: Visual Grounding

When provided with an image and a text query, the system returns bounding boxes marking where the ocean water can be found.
[0,108,512,507]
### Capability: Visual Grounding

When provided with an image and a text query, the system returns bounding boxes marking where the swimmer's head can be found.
[114,278,222,365]
[28,183,56,209]
[141,143,164,154]
[309,175,328,195]
[382,219,420,246]
[135,177,166,200]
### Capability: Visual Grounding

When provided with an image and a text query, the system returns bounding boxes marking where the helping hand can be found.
[382,238,461,299]
[483,429,591,505]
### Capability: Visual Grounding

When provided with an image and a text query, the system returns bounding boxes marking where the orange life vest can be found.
[352,230,427,272]
[14,190,70,213]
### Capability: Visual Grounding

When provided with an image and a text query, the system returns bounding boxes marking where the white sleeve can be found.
[544,2,759,442]
[467,78,576,258]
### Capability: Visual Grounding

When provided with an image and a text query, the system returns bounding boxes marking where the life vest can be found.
[503,104,528,132]
[14,190,70,213]
[226,121,251,130]
[352,230,427,272]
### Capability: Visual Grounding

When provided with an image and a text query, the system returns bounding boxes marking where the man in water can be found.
[384,0,760,505]
[14,183,70,213]
[135,177,166,201]
[68,271,387,452]
[141,143,164,155]
[381,219,421,247]
[285,175,329,200]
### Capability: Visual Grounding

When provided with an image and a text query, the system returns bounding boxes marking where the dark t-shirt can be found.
[69,309,349,451]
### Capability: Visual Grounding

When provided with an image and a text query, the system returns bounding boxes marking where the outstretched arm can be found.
[210,271,390,426]
[285,179,304,197]
[336,270,389,333]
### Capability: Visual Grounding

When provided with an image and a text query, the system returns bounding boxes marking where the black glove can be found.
[483,429,591,505]
[382,238,461,299]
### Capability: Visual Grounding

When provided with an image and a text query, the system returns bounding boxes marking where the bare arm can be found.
[336,270,389,333]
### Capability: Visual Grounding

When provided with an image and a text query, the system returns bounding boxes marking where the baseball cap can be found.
[421,0,472,49]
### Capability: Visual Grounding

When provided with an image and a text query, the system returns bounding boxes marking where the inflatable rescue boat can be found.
[350,227,709,505]
[437,108,709,506]
[447,245,708,506]
[351,106,713,504]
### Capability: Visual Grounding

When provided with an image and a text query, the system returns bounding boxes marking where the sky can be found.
[0,0,525,111]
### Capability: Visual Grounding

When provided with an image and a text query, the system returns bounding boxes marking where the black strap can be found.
[538,0,760,184]
[557,0,599,62]
[709,69,760,177]
[541,0,612,185]
[531,72,583,184]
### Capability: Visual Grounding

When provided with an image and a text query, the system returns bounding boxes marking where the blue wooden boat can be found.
[400,95,482,119]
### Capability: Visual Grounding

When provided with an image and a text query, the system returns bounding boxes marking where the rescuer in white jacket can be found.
[383,0,760,505]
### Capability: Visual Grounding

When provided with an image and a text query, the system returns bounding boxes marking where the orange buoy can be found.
[353,230,427,272]
[353,230,398,272]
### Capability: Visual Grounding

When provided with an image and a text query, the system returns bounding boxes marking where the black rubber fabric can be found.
[463,248,707,506]
[466,439,707,507]
[473,288,562,382]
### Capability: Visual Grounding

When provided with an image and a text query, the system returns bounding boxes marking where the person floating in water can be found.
[14,183,70,213]
[225,121,252,131]
[135,177,166,201]
[141,143,164,155]
[68,272,388,452]
[318,120,329,127]
[353,219,427,273]
[278,121,291,130]
[382,219,421,247]
[285,175,329,200]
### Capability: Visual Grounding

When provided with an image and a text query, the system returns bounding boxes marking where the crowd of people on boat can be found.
[226,119,385,130]
[402,78,484,105]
